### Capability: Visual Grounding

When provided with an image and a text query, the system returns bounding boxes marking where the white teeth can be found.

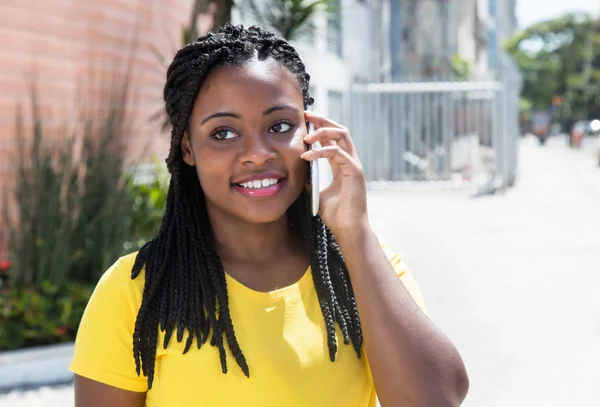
[238,178,279,189]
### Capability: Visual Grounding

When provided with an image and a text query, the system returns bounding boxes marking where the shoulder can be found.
[100,251,141,282]
[90,251,145,312]
[70,251,150,392]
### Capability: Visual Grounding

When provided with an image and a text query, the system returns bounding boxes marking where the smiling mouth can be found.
[234,178,283,189]
[232,177,286,198]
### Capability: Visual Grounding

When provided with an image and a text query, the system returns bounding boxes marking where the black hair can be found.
[131,24,362,389]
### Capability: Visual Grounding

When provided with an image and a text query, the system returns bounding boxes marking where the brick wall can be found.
[0,0,208,178]
[0,0,211,258]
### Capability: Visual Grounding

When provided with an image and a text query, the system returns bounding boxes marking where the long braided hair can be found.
[131,24,363,389]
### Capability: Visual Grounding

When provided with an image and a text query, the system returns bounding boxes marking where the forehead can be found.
[194,58,304,112]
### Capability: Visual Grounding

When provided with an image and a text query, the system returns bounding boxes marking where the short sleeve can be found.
[381,245,429,316]
[69,254,149,392]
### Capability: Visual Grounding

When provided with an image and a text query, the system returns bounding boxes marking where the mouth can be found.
[232,177,286,198]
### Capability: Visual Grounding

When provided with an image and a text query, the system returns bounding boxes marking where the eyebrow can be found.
[262,104,300,116]
[200,104,300,126]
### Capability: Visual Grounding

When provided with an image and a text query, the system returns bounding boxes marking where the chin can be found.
[230,180,304,224]
[204,180,305,226]
[235,203,291,225]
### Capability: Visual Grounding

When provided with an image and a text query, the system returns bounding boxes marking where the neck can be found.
[208,212,300,264]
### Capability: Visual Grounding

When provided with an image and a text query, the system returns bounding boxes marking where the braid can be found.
[300,196,338,360]
[131,24,361,389]
[326,228,363,357]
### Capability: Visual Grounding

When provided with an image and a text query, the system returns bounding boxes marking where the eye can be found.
[210,128,239,140]
[269,121,294,133]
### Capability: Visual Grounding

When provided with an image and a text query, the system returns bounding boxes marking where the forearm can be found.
[335,225,469,407]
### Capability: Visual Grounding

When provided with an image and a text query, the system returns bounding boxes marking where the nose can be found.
[238,133,277,166]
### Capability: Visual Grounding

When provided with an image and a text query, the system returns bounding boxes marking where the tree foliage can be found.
[244,0,334,41]
[505,13,600,121]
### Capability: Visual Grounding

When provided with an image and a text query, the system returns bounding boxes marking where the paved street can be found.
[1,136,599,406]
[369,135,600,406]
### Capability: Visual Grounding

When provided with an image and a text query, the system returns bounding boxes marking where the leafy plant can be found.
[125,159,170,251]
[451,54,470,81]
[0,281,93,350]
[3,83,135,287]
[244,0,334,41]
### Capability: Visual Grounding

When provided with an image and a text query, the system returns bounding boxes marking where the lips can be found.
[232,172,286,198]
[236,177,281,189]
[232,171,286,185]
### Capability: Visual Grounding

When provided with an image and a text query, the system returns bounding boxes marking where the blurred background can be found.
[0,0,599,406]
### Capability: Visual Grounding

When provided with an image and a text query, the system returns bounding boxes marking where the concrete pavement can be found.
[0,344,74,392]
[2,135,599,406]
[368,135,600,406]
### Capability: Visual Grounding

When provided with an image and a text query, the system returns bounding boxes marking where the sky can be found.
[517,0,600,28]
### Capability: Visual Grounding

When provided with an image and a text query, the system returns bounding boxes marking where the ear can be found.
[181,131,196,167]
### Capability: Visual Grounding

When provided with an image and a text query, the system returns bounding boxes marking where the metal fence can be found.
[347,76,521,188]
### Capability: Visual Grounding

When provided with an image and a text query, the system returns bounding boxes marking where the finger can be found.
[304,128,357,156]
[300,145,362,177]
[304,111,345,130]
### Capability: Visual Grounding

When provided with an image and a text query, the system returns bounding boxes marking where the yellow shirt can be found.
[70,246,428,407]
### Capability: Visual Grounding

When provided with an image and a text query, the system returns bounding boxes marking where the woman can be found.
[70,24,469,407]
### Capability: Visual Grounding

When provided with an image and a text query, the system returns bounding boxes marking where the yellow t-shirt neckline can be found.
[224,266,312,304]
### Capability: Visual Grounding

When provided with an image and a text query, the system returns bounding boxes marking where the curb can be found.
[0,343,74,393]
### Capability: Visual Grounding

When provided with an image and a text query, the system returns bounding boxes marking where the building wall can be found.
[456,0,491,80]
[0,0,202,260]
[487,0,519,75]
[0,0,198,190]
[341,0,377,83]
[383,0,517,82]
[389,0,476,81]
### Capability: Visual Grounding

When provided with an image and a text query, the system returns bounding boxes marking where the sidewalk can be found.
[0,343,74,393]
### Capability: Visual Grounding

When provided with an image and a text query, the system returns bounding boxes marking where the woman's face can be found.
[182,58,309,225]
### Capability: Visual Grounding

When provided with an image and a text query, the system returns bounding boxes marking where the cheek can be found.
[288,129,307,153]
[285,137,309,182]
[194,154,228,191]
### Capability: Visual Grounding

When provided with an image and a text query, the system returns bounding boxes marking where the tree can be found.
[245,0,333,41]
[505,13,600,124]
[212,0,234,31]
[187,0,232,43]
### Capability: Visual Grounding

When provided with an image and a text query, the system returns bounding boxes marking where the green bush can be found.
[125,159,169,252]
[3,88,136,287]
[0,281,93,351]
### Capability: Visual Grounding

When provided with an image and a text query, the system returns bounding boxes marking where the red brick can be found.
[0,0,194,194]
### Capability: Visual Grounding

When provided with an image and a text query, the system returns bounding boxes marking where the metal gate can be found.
[348,77,520,188]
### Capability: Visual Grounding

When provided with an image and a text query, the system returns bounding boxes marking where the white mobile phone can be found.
[307,119,320,216]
